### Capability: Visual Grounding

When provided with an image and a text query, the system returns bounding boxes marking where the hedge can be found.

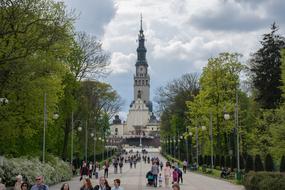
[0,155,72,186]
[244,171,285,190]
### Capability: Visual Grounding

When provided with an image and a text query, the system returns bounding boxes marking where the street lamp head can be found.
[99,137,102,141]
[224,113,230,120]
[53,113,59,120]
[0,98,9,104]
[201,126,207,131]
[189,132,193,137]
[90,133,94,137]
[180,136,183,140]
[77,126,82,132]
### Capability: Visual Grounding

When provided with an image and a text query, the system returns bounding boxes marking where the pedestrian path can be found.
[50,153,245,190]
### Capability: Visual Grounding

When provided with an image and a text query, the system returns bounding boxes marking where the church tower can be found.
[133,15,150,105]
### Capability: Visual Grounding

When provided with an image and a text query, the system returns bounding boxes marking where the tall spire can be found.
[140,13,143,32]
[136,14,147,66]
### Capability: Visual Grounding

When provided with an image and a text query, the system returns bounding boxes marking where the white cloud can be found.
[108,52,136,74]
[64,0,285,114]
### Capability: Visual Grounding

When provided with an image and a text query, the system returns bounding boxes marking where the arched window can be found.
[146,80,148,85]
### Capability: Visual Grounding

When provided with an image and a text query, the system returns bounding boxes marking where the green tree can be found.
[155,73,199,149]
[187,52,244,155]
[249,23,285,109]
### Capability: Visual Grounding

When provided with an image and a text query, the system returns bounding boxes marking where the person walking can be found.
[172,167,179,184]
[158,173,163,187]
[14,175,23,190]
[160,161,163,171]
[80,161,89,181]
[119,160,123,174]
[31,176,49,190]
[111,179,124,190]
[94,162,100,179]
[177,168,183,184]
[80,178,93,190]
[113,159,118,174]
[151,162,159,187]
[88,162,94,178]
[104,161,109,178]
[183,160,187,173]
[93,177,111,190]
[164,162,172,187]
[129,159,133,169]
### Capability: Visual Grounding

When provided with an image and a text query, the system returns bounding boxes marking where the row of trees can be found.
[157,23,285,171]
[0,0,122,160]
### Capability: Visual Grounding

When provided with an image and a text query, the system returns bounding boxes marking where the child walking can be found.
[158,173,163,187]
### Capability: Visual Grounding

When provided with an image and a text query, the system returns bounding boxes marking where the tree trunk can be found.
[62,119,70,161]
[216,113,221,155]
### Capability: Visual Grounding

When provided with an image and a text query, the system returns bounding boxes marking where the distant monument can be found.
[109,16,160,147]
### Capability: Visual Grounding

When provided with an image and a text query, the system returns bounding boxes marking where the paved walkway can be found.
[50,153,244,190]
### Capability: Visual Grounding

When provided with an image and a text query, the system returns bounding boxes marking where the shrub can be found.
[244,172,285,190]
[0,155,72,186]
[254,155,264,172]
[265,154,274,172]
[280,155,285,172]
[246,155,253,173]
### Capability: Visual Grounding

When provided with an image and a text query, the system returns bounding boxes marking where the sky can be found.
[63,0,285,120]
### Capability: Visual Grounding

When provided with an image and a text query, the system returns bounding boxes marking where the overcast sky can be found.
[63,0,285,120]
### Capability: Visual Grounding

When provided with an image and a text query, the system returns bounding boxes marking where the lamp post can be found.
[195,125,207,167]
[77,121,88,162]
[42,92,59,163]
[210,112,214,170]
[173,137,177,158]
[224,101,240,180]
[201,126,207,159]
[196,126,199,166]
[179,135,183,160]
[188,132,193,165]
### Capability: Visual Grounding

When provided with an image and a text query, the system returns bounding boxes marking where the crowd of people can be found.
[145,157,183,189]
[0,151,184,190]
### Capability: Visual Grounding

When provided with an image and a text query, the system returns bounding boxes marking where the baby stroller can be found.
[146,171,154,186]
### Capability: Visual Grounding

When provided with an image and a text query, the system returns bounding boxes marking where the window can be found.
[146,80,148,85]
[115,128,118,135]
[142,80,144,85]
[135,80,137,85]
